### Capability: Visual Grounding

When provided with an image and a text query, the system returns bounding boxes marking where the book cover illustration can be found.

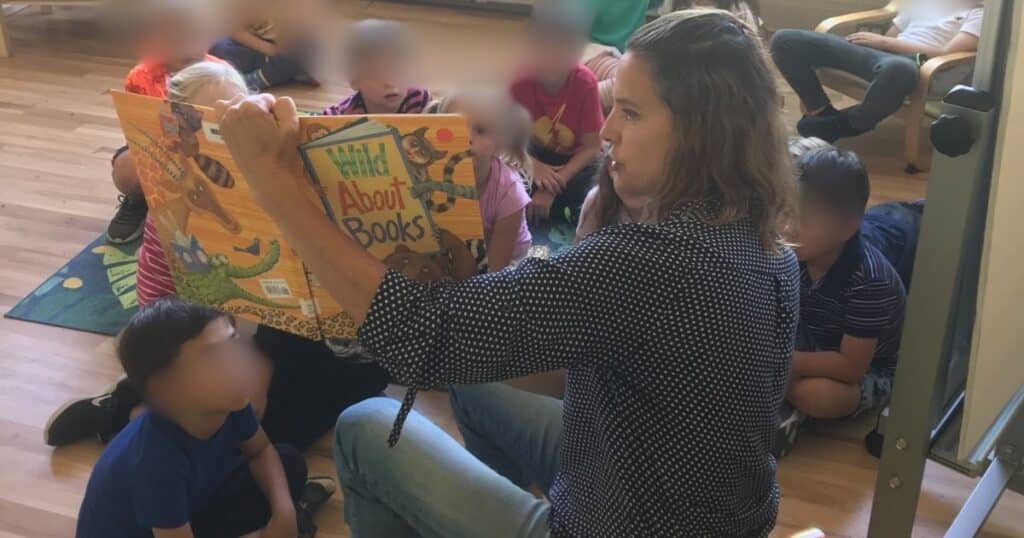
[113,91,486,341]
[112,91,322,339]
[300,115,485,339]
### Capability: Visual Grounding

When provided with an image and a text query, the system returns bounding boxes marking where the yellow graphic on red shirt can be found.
[533,103,574,154]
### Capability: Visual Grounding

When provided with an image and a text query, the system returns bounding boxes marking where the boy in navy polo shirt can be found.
[77,298,306,538]
[775,147,906,457]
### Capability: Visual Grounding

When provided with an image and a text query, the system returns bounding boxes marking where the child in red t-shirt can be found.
[106,0,223,245]
[510,2,604,226]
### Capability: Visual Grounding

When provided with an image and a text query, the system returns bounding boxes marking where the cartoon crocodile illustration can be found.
[171,237,298,310]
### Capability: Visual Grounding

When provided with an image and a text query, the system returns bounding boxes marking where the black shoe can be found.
[772,403,805,459]
[244,71,270,92]
[797,108,868,143]
[106,194,148,244]
[296,476,335,538]
[45,379,121,446]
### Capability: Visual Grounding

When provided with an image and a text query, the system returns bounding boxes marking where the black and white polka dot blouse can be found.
[359,200,800,537]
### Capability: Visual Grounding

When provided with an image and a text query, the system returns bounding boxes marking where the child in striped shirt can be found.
[322,20,430,116]
[775,146,907,457]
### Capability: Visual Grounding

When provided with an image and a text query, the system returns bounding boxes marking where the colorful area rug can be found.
[526,221,576,260]
[5,236,141,336]
[5,220,571,336]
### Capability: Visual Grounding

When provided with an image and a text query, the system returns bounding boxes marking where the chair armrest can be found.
[920,51,978,81]
[917,51,977,99]
[816,4,899,35]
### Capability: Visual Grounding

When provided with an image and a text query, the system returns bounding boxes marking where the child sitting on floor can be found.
[76,298,305,538]
[774,147,907,457]
[322,19,431,115]
[771,0,984,143]
[134,61,249,307]
[106,0,225,245]
[211,0,318,91]
[438,89,534,270]
[48,62,388,461]
[511,1,604,226]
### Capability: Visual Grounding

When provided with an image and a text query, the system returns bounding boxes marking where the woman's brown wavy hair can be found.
[593,9,794,252]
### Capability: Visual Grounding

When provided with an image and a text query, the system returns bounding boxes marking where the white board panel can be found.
[959,3,1024,459]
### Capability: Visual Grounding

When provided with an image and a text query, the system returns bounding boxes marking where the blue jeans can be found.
[771,29,920,130]
[209,37,311,88]
[333,384,561,537]
[861,200,925,292]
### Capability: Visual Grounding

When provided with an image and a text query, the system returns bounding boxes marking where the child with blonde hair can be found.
[135,61,250,307]
[438,89,533,270]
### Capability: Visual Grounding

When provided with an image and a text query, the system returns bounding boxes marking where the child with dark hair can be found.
[76,298,305,538]
[511,1,604,226]
[322,19,430,115]
[775,147,907,457]
[788,137,924,292]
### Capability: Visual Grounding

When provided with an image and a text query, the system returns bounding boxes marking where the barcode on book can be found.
[202,122,224,144]
[259,279,292,298]
[300,299,319,318]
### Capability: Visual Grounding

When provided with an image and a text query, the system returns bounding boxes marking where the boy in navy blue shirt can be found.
[77,298,306,538]
[775,147,907,456]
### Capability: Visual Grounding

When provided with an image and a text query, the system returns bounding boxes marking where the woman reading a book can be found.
[218,11,798,537]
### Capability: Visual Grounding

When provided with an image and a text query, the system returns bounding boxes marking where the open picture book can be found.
[111,91,485,340]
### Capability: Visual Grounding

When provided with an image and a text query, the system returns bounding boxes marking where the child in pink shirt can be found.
[439,89,533,270]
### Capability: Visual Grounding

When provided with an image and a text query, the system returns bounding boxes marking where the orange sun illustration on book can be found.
[533,103,574,153]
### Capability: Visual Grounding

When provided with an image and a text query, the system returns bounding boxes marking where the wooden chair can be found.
[0,1,102,58]
[813,1,977,172]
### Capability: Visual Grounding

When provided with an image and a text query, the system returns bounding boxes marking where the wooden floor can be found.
[0,2,1020,537]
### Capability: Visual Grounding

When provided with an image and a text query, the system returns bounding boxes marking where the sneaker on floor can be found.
[797,108,867,143]
[106,194,148,244]
[300,476,336,509]
[44,378,122,446]
[772,402,805,459]
[296,476,336,538]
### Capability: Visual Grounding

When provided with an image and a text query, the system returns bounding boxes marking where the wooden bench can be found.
[0,1,101,57]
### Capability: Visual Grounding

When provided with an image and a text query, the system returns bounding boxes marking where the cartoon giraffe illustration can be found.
[130,125,241,251]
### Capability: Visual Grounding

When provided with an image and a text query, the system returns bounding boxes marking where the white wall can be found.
[759,0,889,31]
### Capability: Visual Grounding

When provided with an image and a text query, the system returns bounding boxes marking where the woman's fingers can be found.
[214,94,246,120]
[272,96,301,145]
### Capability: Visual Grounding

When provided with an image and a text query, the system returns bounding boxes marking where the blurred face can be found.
[450,100,500,166]
[138,10,218,71]
[154,317,257,414]
[791,197,859,262]
[600,52,673,203]
[524,32,585,86]
[351,51,411,113]
[190,80,247,108]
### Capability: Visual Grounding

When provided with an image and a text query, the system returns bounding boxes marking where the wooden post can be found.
[0,4,12,58]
